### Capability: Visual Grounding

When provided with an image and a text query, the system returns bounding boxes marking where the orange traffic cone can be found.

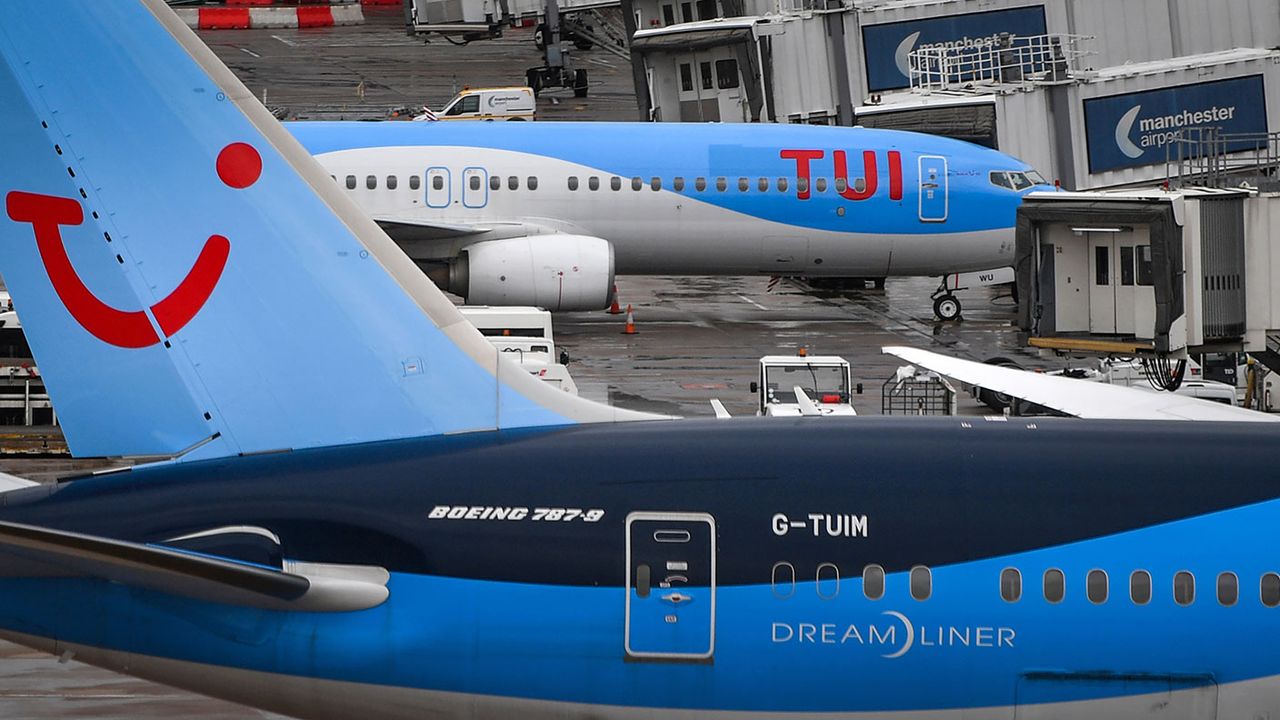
[607,285,622,315]
[621,304,638,335]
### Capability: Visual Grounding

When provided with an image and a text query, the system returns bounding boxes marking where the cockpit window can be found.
[990,170,1045,191]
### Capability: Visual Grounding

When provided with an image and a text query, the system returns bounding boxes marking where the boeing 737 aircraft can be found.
[286,120,1052,319]
[2,4,1280,720]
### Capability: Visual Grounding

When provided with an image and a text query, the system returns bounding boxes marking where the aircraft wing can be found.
[371,214,493,240]
[883,346,1280,423]
[0,521,388,612]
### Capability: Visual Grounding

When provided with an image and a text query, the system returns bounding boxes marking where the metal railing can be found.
[908,33,1093,94]
[1166,127,1280,190]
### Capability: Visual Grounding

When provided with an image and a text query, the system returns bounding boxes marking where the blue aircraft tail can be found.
[0,1,659,460]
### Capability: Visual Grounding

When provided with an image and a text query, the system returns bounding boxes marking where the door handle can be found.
[661,591,694,606]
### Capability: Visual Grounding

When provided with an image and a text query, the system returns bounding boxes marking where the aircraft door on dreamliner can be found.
[462,167,488,209]
[625,512,716,661]
[918,155,948,222]
[426,166,450,208]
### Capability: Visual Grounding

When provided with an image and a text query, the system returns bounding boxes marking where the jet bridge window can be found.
[1000,568,1021,602]
[345,175,356,190]
[910,565,931,601]
[1262,573,1280,607]
[509,176,519,190]
[1087,569,1108,604]
[715,177,727,192]
[863,564,885,600]
[1094,246,1110,285]
[490,175,501,191]
[589,176,600,191]
[699,62,713,90]
[409,175,420,190]
[386,175,397,190]
[661,4,675,25]
[1137,246,1153,286]
[680,1,692,21]
[1130,570,1152,605]
[1217,572,1238,606]
[567,176,579,191]
[1043,568,1065,603]
[673,177,685,191]
[1174,571,1195,606]
[367,175,377,190]
[715,59,739,89]
[679,63,694,92]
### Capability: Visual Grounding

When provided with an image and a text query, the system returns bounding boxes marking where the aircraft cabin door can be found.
[425,166,450,209]
[462,167,488,209]
[625,512,716,662]
[918,155,948,222]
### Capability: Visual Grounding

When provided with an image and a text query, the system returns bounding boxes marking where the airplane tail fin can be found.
[0,2,661,460]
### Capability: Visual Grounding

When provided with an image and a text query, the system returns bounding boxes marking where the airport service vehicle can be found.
[4,5,1280,720]
[430,86,536,121]
[458,305,577,394]
[286,118,1052,317]
[751,353,857,416]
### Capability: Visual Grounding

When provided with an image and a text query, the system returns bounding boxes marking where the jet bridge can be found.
[1014,185,1280,376]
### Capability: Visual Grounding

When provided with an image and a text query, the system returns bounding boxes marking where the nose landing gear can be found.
[932,292,962,322]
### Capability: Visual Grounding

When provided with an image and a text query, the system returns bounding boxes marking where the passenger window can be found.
[1263,573,1280,607]
[738,177,749,192]
[776,177,788,193]
[432,175,444,191]
[568,176,579,191]
[1130,570,1152,605]
[409,175,420,190]
[1043,568,1065,603]
[771,561,795,599]
[835,177,847,193]
[589,176,600,191]
[1087,569,1108,604]
[345,175,356,190]
[1174,571,1195,606]
[490,175,501,191]
[527,176,538,191]
[1000,568,1021,602]
[469,175,481,191]
[715,177,727,192]
[367,175,377,190]
[797,177,809,194]
[816,563,839,600]
[863,564,885,600]
[632,177,643,191]
[695,177,707,192]
[610,176,621,191]
[673,177,685,191]
[651,177,662,191]
[815,177,827,193]
[509,176,519,190]
[758,177,769,192]
[910,566,931,601]
[386,175,397,190]
[1218,572,1238,606]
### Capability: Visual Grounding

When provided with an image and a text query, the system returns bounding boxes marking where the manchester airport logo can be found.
[771,612,1016,659]
[1114,102,1242,160]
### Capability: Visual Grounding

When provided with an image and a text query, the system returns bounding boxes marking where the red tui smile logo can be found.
[4,143,257,348]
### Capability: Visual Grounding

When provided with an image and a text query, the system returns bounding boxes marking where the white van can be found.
[431,87,536,121]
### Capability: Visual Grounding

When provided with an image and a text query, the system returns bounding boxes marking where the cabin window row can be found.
[335,173,870,195]
[770,563,1280,608]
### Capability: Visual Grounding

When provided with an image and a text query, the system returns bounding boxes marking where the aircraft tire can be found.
[976,356,1020,411]
[933,294,961,321]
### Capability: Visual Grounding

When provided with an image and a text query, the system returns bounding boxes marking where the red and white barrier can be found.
[177,3,364,30]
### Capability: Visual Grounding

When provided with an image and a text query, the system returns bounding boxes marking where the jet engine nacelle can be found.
[450,235,615,311]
